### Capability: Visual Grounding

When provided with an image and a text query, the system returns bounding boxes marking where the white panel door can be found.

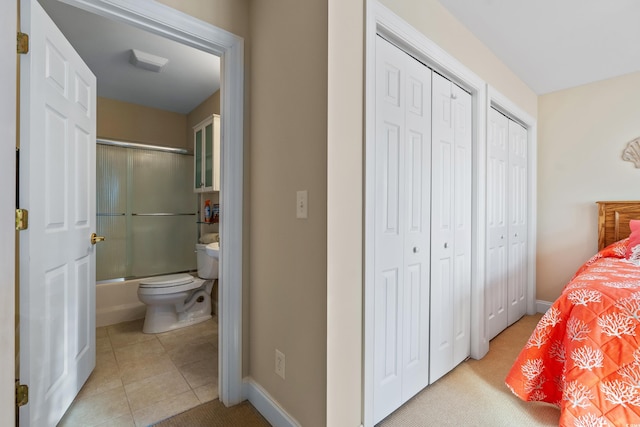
[430,74,471,384]
[401,44,432,404]
[486,108,509,340]
[373,36,431,424]
[19,0,97,425]
[451,84,472,367]
[486,108,528,339]
[429,73,454,384]
[507,120,528,325]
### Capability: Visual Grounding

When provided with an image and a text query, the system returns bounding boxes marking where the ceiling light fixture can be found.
[129,49,169,72]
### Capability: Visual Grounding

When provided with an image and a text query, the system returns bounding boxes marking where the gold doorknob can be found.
[91,233,106,245]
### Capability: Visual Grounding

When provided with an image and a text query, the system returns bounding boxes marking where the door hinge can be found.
[16,209,28,231]
[15,382,28,407]
[17,32,29,54]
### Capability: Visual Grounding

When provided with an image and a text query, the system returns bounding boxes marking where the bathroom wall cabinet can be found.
[193,114,220,193]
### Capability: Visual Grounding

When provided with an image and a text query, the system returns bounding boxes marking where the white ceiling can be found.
[39,0,640,110]
[39,0,220,114]
[437,0,640,94]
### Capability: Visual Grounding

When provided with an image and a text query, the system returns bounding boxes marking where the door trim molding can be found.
[55,0,245,405]
[0,1,17,426]
[364,2,487,425]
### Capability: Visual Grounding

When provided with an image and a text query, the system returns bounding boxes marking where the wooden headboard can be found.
[597,201,640,250]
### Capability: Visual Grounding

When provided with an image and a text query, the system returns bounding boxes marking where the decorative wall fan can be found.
[622,137,640,168]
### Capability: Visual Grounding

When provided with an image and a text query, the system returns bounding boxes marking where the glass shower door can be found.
[96,143,196,282]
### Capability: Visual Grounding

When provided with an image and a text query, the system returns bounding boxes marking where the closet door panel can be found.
[429,73,455,384]
[452,85,472,365]
[507,120,528,324]
[486,108,509,339]
[430,75,472,383]
[374,37,406,419]
[401,57,432,400]
[430,73,454,257]
[486,108,528,337]
[373,35,432,423]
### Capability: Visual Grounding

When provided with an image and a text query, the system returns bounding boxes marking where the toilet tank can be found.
[195,244,218,279]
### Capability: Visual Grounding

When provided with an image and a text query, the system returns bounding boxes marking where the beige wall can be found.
[155,0,250,38]
[97,97,188,150]
[98,90,222,152]
[155,2,329,425]
[537,71,640,302]
[249,0,327,425]
[159,2,330,424]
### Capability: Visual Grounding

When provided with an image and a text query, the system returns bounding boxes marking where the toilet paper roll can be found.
[199,233,219,244]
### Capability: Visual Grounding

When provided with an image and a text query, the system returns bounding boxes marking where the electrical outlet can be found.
[275,349,285,379]
[296,190,308,219]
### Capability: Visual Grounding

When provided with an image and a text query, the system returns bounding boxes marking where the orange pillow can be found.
[625,220,640,261]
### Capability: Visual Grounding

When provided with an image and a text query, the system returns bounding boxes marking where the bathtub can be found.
[96,278,146,327]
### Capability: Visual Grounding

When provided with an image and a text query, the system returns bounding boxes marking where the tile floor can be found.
[58,317,219,427]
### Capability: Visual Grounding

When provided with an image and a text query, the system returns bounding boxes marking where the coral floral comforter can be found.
[506,239,640,427]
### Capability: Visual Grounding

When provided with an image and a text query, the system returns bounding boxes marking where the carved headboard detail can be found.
[597,201,640,250]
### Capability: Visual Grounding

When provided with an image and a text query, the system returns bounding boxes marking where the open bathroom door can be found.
[19,0,97,425]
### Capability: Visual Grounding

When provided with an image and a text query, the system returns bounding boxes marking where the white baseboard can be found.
[536,300,553,313]
[243,377,301,427]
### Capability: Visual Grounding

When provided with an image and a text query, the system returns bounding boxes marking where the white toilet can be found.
[137,243,219,334]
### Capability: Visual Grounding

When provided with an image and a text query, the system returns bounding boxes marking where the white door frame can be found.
[487,86,538,316]
[364,2,487,425]
[52,0,245,406]
[0,1,17,425]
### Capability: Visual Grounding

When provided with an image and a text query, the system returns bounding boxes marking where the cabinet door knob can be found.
[413,247,419,253]
[444,242,448,249]
[515,233,518,238]
[500,235,504,240]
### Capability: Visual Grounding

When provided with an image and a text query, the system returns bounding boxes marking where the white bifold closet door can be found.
[429,73,472,384]
[373,36,432,424]
[486,107,527,340]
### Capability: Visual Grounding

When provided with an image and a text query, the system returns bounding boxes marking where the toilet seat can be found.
[138,273,205,295]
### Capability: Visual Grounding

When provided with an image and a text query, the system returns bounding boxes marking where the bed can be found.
[505,201,640,426]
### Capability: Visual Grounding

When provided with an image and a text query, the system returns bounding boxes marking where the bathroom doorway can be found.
[25,0,244,423]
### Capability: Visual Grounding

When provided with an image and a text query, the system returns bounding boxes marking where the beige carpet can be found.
[154,315,560,427]
[378,314,561,427]
[152,399,270,427]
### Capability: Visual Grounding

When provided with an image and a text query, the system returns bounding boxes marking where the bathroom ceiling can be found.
[437,0,640,94]
[39,0,220,114]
